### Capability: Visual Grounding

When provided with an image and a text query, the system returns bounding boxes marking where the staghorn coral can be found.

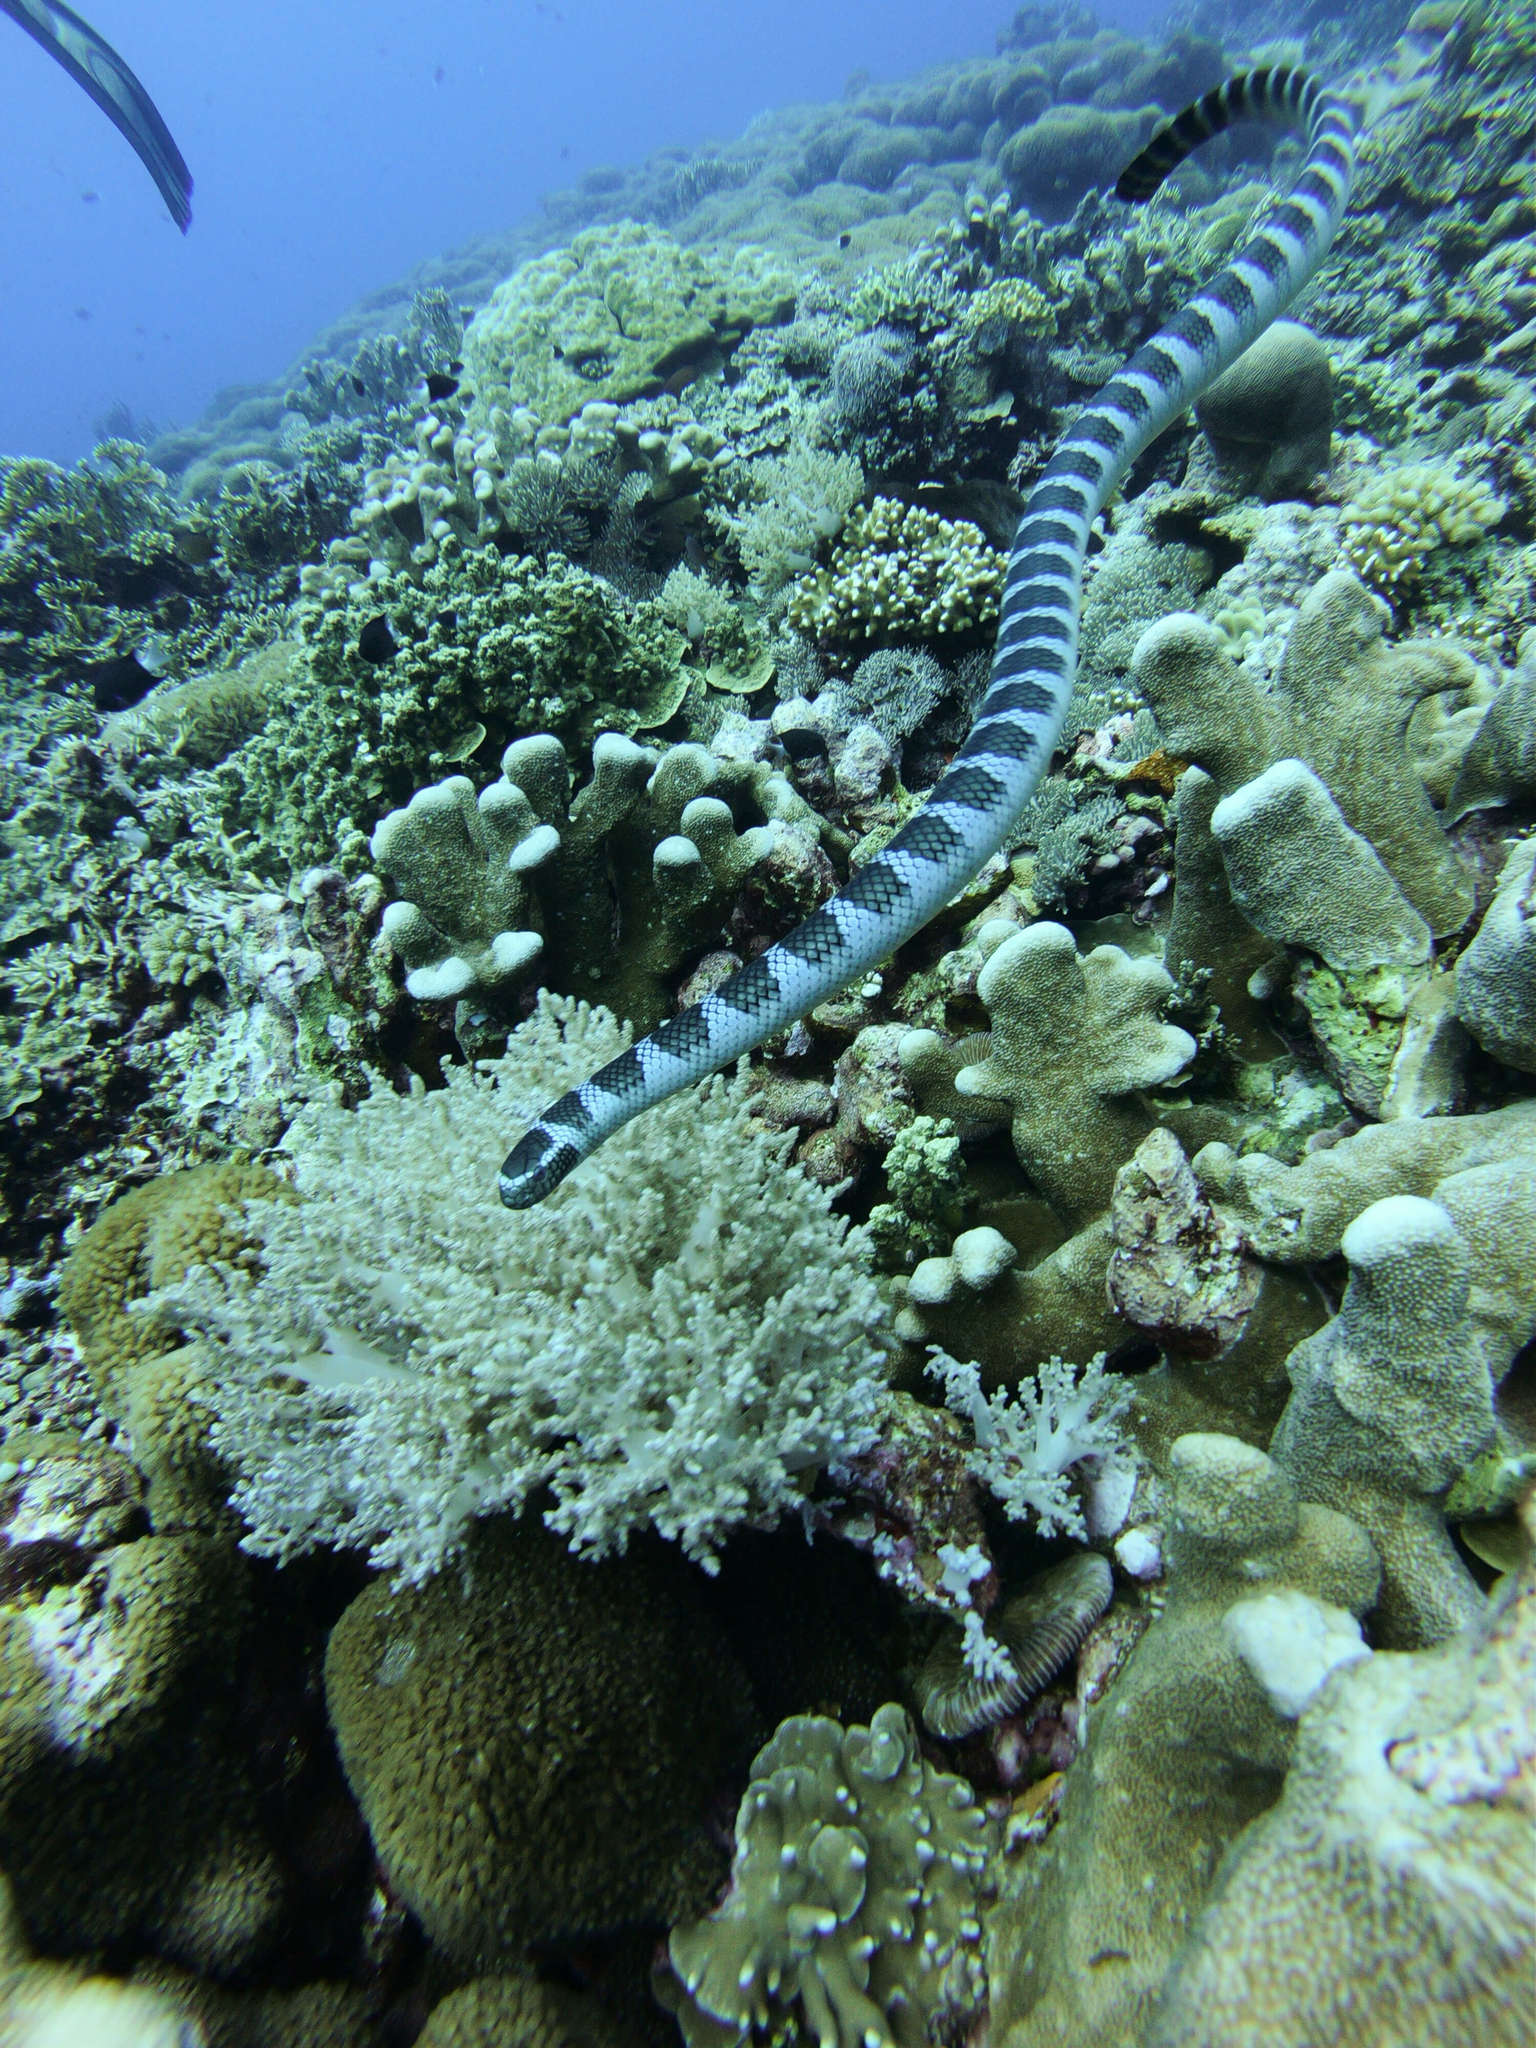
[658,1702,994,2048]
[146,996,892,1581]
[324,1517,746,1960]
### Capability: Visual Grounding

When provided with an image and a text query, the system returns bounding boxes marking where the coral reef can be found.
[4,10,1536,2045]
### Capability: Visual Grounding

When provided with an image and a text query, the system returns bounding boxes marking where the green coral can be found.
[0,441,215,691]
[324,1517,747,1959]
[1342,457,1505,596]
[215,541,690,870]
[788,496,1006,646]
[659,1702,994,2048]
[463,220,793,427]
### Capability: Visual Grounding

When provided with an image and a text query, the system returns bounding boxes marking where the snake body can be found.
[500,68,1360,1209]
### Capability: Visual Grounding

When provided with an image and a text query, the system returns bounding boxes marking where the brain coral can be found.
[324,1517,747,1959]
[147,996,891,1582]
[659,1702,994,2048]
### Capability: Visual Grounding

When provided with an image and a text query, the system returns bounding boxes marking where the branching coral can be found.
[146,997,892,1581]
[1342,456,1504,596]
[788,497,1006,646]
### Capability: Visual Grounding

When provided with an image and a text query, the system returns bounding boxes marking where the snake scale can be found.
[499,67,1361,1208]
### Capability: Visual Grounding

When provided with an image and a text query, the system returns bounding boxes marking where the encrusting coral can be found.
[144,996,891,1581]
[658,1701,994,2048]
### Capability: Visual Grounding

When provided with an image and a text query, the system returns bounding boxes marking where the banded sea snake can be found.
[500,67,1361,1209]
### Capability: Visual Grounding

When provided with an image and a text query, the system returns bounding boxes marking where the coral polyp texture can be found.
[659,1702,994,2048]
[4,9,1536,2046]
[142,997,891,1581]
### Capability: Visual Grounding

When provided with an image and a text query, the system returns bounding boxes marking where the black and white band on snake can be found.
[500,68,1361,1211]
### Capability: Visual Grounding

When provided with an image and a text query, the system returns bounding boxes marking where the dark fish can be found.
[2,0,192,230]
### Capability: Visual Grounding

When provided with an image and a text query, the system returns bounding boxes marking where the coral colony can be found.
[2,6,1533,2046]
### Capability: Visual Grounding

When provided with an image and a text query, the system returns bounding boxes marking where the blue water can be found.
[1,0,1151,463]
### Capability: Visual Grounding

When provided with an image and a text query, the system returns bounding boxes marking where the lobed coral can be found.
[369,728,826,1029]
[659,1702,994,2048]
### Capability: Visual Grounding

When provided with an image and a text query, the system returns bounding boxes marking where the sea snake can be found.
[500,67,1360,1209]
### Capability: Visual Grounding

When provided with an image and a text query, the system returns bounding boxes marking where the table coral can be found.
[324,1518,747,1961]
[659,1701,994,2048]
